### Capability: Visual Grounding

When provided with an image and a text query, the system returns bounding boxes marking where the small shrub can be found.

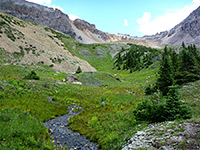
[76,66,82,74]
[24,71,40,80]
[4,28,16,41]
[49,64,54,68]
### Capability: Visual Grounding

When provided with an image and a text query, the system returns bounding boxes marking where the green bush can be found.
[134,86,192,122]
[75,66,82,74]
[24,71,40,80]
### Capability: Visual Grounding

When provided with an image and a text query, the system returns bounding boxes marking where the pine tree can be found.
[181,41,186,49]
[164,85,192,120]
[114,52,123,70]
[170,49,178,73]
[156,46,174,95]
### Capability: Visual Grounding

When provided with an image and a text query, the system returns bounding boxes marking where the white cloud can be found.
[26,0,64,12]
[26,0,52,5]
[68,14,80,21]
[49,5,64,12]
[137,12,151,25]
[137,0,200,35]
[124,19,128,26]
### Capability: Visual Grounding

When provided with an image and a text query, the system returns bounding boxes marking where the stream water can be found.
[44,104,98,150]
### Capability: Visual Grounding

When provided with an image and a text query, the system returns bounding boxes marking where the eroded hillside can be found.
[0,12,96,73]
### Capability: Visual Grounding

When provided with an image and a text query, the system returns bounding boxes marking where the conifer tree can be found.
[181,41,186,49]
[170,49,178,73]
[114,52,123,70]
[175,45,200,84]
[164,85,192,120]
[156,46,174,95]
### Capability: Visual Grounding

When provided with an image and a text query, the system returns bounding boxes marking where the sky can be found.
[26,0,200,36]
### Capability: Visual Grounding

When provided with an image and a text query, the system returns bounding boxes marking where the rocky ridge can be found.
[142,6,200,47]
[73,19,109,42]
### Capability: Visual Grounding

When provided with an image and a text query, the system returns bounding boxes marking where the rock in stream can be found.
[44,104,98,150]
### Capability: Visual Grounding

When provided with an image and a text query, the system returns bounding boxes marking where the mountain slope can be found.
[0,12,96,73]
[0,0,111,44]
[143,6,200,47]
[0,0,75,38]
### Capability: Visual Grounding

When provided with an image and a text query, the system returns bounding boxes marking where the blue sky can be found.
[27,0,200,36]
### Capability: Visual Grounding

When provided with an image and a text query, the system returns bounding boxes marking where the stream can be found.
[44,104,99,150]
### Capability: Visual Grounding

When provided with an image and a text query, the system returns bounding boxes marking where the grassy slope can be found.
[1,63,199,149]
[0,13,200,150]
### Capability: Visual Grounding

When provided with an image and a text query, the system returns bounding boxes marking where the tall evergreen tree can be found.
[156,46,174,95]
[114,52,123,70]
[181,41,186,49]
[170,49,179,73]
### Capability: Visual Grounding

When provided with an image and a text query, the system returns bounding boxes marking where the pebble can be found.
[44,104,98,150]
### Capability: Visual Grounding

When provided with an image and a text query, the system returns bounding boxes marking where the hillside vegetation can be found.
[0,12,200,150]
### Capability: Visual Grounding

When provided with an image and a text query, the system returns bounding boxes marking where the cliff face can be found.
[0,0,76,38]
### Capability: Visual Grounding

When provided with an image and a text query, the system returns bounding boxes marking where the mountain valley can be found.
[0,1,200,150]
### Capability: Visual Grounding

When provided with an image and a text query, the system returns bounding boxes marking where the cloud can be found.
[49,5,64,12]
[137,0,200,35]
[68,14,80,21]
[26,0,52,5]
[124,19,128,26]
[26,0,63,12]
[137,12,151,25]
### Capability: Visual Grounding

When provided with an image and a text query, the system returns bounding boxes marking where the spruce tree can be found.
[175,45,200,84]
[114,52,123,70]
[156,46,174,95]
[181,41,186,49]
[170,49,179,73]
[164,85,192,120]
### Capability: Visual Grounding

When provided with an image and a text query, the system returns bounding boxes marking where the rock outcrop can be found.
[122,121,200,150]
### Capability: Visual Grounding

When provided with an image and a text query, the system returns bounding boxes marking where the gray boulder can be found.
[65,74,78,83]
